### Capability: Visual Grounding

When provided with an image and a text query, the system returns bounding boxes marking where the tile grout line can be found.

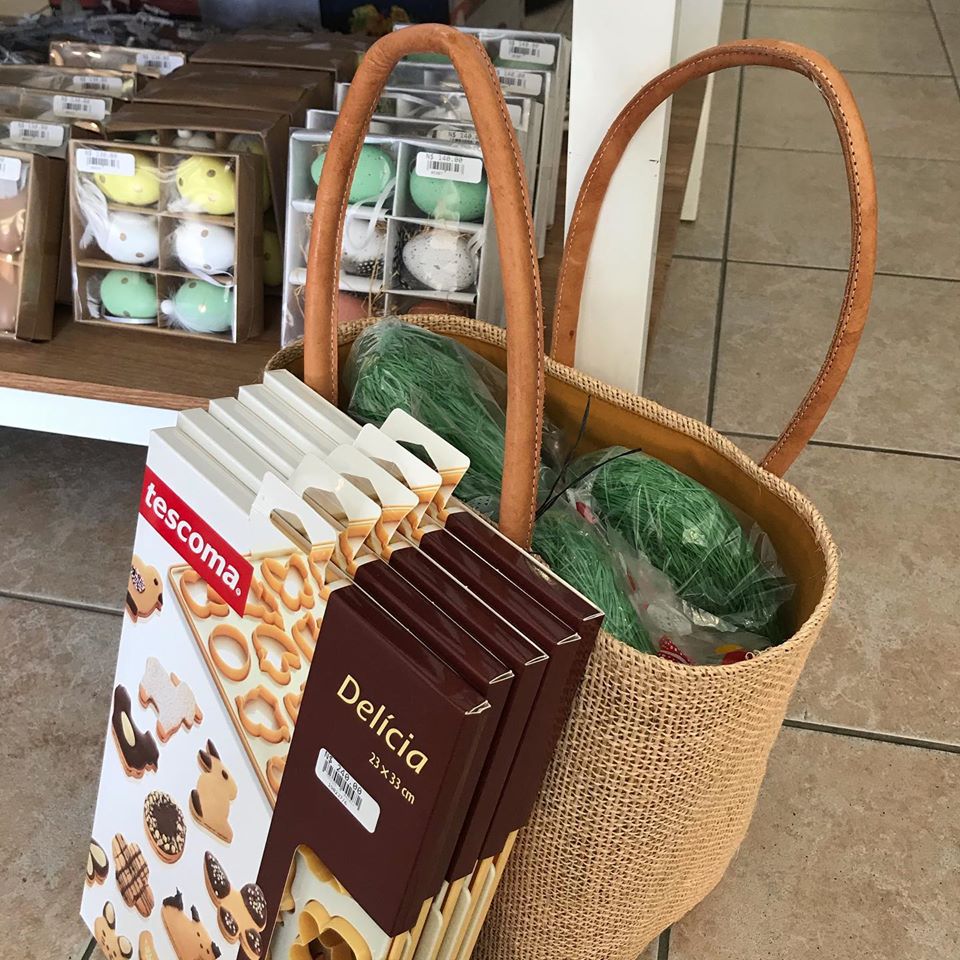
[751,1,946,15]
[732,141,960,163]
[80,937,96,960]
[0,587,123,618]
[724,430,960,463]
[784,718,960,756]
[705,0,751,427]
[657,926,671,960]
[926,0,960,98]
[706,255,960,285]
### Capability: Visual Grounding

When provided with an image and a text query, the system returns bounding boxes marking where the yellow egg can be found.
[175,155,236,215]
[95,154,159,207]
[262,229,282,287]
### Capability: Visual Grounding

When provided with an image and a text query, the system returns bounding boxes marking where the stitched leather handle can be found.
[551,40,877,477]
[303,24,544,547]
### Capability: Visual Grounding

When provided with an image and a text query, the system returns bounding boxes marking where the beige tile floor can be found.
[2,2,958,959]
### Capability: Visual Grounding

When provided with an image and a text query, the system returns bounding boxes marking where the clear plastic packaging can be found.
[0,115,69,159]
[343,318,564,505]
[48,41,187,78]
[0,84,110,132]
[0,64,138,100]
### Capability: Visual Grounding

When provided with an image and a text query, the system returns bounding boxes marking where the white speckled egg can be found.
[174,221,236,274]
[174,129,217,149]
[401,229,476,292]
[342,219,386,276]
[98,212,160,264]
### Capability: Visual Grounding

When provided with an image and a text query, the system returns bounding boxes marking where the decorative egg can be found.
[96,211,159,264]
[341,219,386,277]
[404,298,471,317]
[402,229,476,292]
[311,145,395,204]
[100,270,158,321]
[176,155,236,215]
[0,188,27,255]
[409,166,487,222]
[173,129,217,150]
[0,261,18,333]
[263,230,282,287]
[338,291,370,324]
[161,280,234,334]
[229,135,271,210]
[173,221,236,274]
[133,132,159,146]
[95,153,160,207]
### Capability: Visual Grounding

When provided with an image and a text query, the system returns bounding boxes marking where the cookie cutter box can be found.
[81,424,493,960]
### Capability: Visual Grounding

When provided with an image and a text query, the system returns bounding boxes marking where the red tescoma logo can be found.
[139,466,252,616]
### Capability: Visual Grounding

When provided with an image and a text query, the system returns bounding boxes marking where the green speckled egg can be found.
[311,144,396,203]
[164,280,233,334]
[408,166,488,223]
[176,155,236,215]
[95,154,159,207]
[100,270,157,320]
[263,230,282,287]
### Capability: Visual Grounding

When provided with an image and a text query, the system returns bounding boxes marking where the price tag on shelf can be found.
[415,151,484,184]
[76,148,135,176]
[499,38,556,66]
[0,156,22,182]
[135,51,185,75]
[9,120,65,148]
[53,94,107,121]
[497,69,543,97]
[71,74,124,94]
[431,127,480,146]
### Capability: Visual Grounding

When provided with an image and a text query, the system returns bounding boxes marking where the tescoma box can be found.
[69,139,263,342]
[80,424,493,960]
[0,149,65,340]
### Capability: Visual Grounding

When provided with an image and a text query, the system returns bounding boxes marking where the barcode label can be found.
[76,148,135,176]
[316,749,380,832]
[9,120,64,148]
[71,74,124,94]
[0,156,22,181]
[135,51,185,75]
[415,151,483,184]
[431,127,480,146]
[53,94,107,121]
[497,68,543,97]
[499,38,555,66]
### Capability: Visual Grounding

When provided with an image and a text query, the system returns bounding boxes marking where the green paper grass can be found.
[579,448,791,638]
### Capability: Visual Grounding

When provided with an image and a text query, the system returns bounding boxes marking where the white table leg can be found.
[564,0,680,393]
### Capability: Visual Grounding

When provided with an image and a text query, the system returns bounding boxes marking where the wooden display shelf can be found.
[0,302,280,409]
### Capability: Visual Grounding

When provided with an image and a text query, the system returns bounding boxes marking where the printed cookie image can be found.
[189,739,237,843]
[127,555,163,621]
[144,790,187,863]
[113,833,154,918]
[94,902,133,960]
[139,656,204,741]
[86,838,109,886]
[203,851,268,960]
[161,890,221,960]
[111,685,159,778]
[138,931,160,960]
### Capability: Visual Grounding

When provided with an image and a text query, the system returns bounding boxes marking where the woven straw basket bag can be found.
[268,25,877,960]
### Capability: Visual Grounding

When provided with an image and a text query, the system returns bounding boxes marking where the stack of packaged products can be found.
[81,367,602,960]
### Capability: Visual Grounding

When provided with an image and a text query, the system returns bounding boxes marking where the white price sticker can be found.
[497,68,543,97]
[415,151,483,184]
[316,749,380,833]
[9,120,65,148]
[71,74,124,94]
[499,38,555,66]
[430,126,480,146]
[135,51,185,75]
[76,148,135,176]
[52,94,107,121]
[0,156,22,182]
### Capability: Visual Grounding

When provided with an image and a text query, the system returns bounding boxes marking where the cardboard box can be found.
[69,139,263,342]
[138,68,328,127]
[0,149,65,340]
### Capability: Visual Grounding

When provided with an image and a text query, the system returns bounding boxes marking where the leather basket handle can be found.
[551,40,877,477]
[302,24,544,546]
